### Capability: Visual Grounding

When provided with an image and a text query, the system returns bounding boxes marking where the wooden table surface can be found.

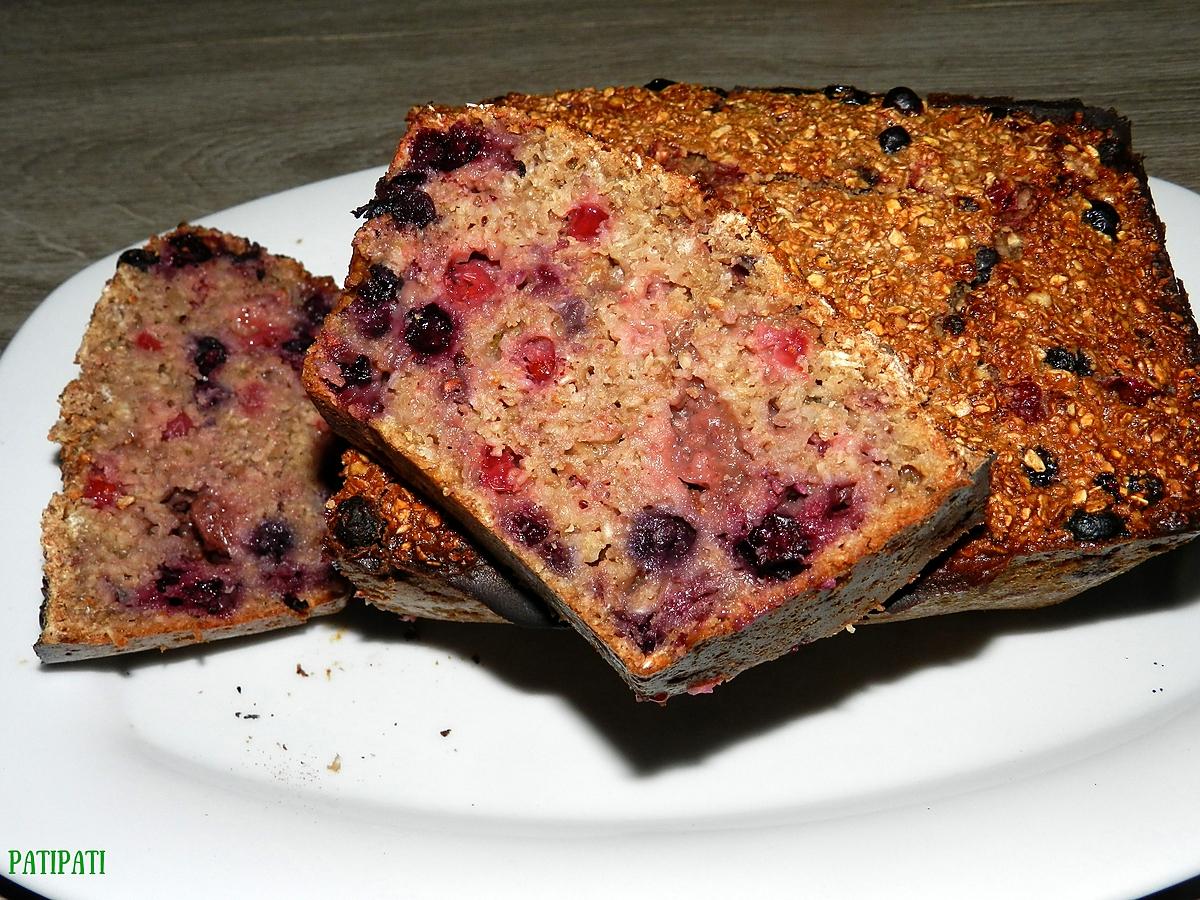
[2,0,1199,353]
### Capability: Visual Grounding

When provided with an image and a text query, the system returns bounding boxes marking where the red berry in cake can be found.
[479,446,525,493]
[193,336,228,376]
[1104,375,1158,406]
[82,469,122,509]
[628,510,697,570]
[736,512,812,579]
[563,203,609,241]
[403,303,455,356]
[752,324,810,372]
[134,330,164,351]
[445,257,499,306]
[998,380,1045,423]
[249,519,295,563]
[516,336,558,383]
[160,411,194,441]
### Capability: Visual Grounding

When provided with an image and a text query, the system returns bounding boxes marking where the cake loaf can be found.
[483,82,1200,619]
[38,227,348,662]
[305,107,986,696]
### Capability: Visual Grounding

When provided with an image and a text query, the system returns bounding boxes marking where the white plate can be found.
[3,174,1199,900]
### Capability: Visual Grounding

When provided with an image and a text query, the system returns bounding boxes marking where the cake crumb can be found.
[327,754,342,773]
[296,663,309,677]
[440,729,452,737]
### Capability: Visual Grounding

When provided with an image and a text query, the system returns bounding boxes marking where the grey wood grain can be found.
[2,0,1198,351]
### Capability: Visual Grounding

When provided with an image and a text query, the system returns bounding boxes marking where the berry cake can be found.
[326,448,535,625]
[481,82,1200,619]
[38,227,348,662]
[305,108,986,696]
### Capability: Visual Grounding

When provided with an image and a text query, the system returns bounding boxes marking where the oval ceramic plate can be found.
[2,175,1199,900]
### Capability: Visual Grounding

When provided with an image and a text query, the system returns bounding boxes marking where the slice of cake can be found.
[487,82,1200,618]
[326,448,537,625]
[305,108,986,697]
[38,226,348,662]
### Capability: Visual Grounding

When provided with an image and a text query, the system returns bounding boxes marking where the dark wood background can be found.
[2,0,1199,352]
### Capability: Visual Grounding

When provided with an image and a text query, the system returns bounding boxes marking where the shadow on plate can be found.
[44,539,1200,776]
[345,537,1200,774]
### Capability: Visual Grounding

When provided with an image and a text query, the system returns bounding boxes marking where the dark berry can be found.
[301,290,335,327]
[168,232,214,267]
[403,303,454,356]
[406,123,484,173]
[1065,509,1125,542]
[543,540,573,575]
[352,174,437,227]
[1128,473,1165,505]
[281,334,315,356]
[282,593,309,614]
[339,354,374,387]
[644,78,678,91]
[878,125,911,154]
[856,166,880,187]
[1093,472,1120,497]
[1083,198,1120,238]
[736,512,811,579]
[824,84,871,105]
[1022,446,1060,487]
[942,314,966,335]
[193,379,230,409]
[503,506,551,547]
[1096,137,1131,170]
[970,247,1001,286]
[193,336,228,376]
[438,123,485,171]
[956,196,981,212]
[249,519,294,563]
[628,510,697,570]
[333,496,385,548]
[407,130,450,171]
[882,86,923,115]
[985,105,1012,120]
[1044,347,1093,376]
[118,248,159,270]
[358,264,404,307]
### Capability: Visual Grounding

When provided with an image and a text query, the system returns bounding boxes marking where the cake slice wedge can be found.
[305,108,987,697]
[38,226,348,662]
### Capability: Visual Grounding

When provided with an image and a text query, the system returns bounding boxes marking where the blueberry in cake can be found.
[485,82,1200,619]
[305,108,986,696]
[38,227,348,661]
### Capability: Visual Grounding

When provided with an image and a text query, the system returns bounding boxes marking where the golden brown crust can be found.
[481,83,1200,610]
